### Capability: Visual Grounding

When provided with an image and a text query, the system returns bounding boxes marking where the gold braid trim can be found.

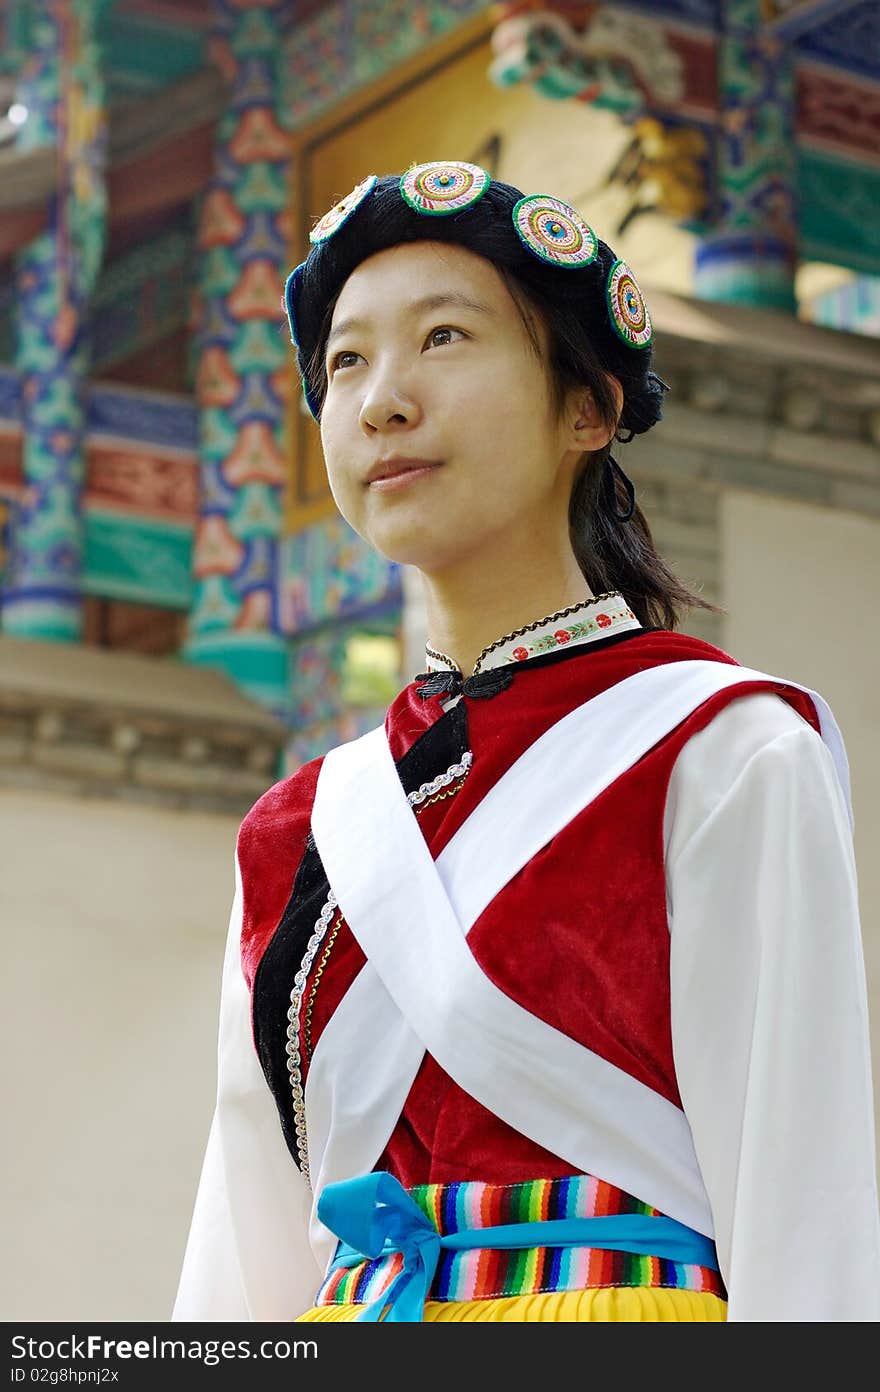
[303,910,342,1061]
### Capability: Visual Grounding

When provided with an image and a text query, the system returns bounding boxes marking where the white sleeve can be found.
[171,849,323,1321]
[665,692,880,1322]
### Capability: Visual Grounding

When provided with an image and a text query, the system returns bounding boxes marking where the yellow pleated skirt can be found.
[297,1287,727,1322]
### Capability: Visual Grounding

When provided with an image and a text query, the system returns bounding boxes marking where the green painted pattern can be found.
[184,630,291,712]
[83,511,193,610]
[105,11,206,92]
[799,149,880,277]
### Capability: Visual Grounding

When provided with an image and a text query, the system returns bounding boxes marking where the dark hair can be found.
[292,172,724,632]
[497,272,724,633]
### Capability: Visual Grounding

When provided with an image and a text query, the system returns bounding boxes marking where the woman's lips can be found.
[367,462,443,491]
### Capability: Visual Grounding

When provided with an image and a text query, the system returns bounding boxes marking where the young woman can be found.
[173,163,880,1323]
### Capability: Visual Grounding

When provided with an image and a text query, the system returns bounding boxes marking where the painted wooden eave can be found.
[0,67,227,254]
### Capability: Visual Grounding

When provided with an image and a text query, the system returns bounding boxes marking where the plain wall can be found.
[1,789,239,1320]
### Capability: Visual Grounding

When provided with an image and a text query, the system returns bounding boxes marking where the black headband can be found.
[284,161,655,424]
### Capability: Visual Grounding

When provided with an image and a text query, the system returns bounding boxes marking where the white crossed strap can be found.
[305,659,850,1269]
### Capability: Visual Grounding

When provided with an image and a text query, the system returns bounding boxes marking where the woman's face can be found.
[319,240,582,574]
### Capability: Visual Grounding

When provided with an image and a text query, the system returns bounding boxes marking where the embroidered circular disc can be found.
[308,174,378,245]
[606,259,652,348]
[512,195,598,268]
[399,161,490,216]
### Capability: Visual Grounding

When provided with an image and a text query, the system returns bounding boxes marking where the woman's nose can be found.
[358,378,422,434]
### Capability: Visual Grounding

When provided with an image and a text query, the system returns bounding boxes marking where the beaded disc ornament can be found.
[308,174,378,245]
[512,195,598,268]
[400,161,490,216]
[606,258,652,348]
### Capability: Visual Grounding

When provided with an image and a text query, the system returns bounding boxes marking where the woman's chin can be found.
[364,523,471,574]
[374,543,462,573]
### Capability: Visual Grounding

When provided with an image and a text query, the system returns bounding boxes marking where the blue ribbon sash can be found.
[318,1171,719,1323]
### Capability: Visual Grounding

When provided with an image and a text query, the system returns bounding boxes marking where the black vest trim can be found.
[252,698,469,1170]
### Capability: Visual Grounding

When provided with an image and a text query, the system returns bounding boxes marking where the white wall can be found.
[1,789,239,1320]
[720,488,880,1160]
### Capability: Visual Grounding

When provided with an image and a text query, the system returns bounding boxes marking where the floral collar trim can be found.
[424,592,641,677]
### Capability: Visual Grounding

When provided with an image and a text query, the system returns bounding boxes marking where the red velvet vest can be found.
[238,628,820,1189]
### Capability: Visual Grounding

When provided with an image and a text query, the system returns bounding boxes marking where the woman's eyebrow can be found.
[326,292,496,350]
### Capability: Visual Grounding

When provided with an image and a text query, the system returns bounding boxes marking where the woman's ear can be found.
[567,374,624,451]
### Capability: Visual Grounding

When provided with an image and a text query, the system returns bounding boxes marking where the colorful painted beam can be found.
[489,2,880,162]
[488,1,880,286]
[0,68,225,260]
[0,370,198,610]
[761,0,867,42]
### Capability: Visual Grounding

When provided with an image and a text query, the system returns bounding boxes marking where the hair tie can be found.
[602,455,636,523]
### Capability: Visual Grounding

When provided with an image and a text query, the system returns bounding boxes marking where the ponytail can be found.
[569,446,724,631]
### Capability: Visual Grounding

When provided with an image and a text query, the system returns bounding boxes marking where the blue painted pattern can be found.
[797,0,880,83]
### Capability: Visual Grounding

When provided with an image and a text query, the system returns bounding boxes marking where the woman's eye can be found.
[425,326,464,350]
[330,329,463,372]
[330,350,362,372]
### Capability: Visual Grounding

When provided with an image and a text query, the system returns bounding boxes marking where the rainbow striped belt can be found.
[316,1172,723,1322]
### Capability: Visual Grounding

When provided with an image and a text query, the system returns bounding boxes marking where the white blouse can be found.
[172,671,880,1322]
[665,691,879,1321]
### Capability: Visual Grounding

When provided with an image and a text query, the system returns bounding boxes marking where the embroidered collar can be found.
[422,591,641,678]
